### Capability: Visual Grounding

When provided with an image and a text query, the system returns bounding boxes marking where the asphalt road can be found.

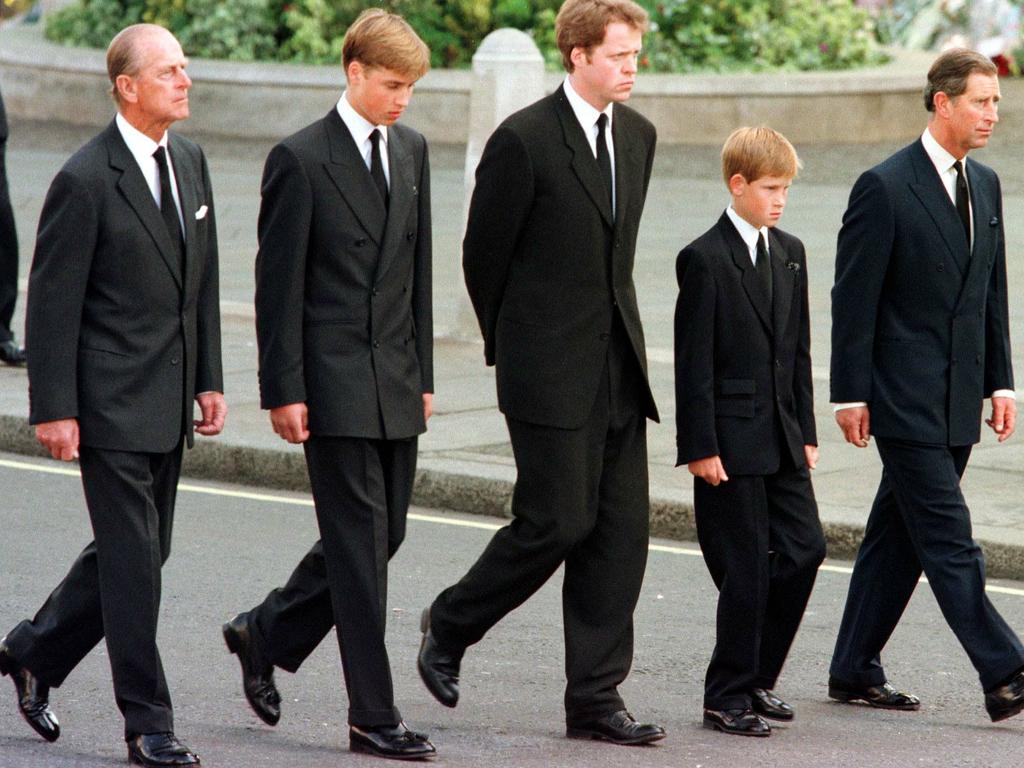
[2,451,1024,767]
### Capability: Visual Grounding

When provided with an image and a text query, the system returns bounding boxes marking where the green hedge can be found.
[44,0,886,72]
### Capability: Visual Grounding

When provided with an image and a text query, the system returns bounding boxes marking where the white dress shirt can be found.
[563,76,616,214]
[115,112,183,235]
[336,91,389,187]
[725,205,770,265]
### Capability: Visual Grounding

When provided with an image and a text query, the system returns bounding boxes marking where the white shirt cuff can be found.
[991,389,1016,400]
[833,401,868,412]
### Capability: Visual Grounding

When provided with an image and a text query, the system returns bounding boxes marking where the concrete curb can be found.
[3,414,1024,580]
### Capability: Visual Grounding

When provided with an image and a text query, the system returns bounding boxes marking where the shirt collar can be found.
[725,205,769,253]
[115,112,168,165]
[563,76,613,134]
[337,91,388,148]
[922,126,962,177]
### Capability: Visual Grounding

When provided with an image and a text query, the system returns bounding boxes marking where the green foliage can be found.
[44,0,885,72]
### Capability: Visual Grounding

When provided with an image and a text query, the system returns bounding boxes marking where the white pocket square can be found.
[195,205,208,220]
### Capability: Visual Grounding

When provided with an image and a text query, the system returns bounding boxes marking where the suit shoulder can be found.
[615,102,656,139]
[677,223,726,268]
[276,118,329,159]
[770,226,805,253]
[498,93,558,138]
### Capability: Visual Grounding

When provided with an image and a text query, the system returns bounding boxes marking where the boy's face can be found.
[729,174,792,229]
[346,61,418,126]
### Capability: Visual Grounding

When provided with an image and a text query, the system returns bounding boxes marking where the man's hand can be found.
[986,396,1016,443]
[835,406,871,447]
[804,444,819,469]
[688,455,729,486]
[423,393,433,422]
[270,402,310,444]
[36,418,79,461]
[194,392,227,436]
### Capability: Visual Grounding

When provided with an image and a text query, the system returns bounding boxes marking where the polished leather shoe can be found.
[566,710,666,745]
[222,613,281,726]
[0,340,25,366]
[127,732,200,766]
[751,688,794,721]
[0,640,60,742]
[417,608,462,708]
[703,707,771,737]
[350,722,436,760]
[828,676,920,710]
[985,669,1024,722]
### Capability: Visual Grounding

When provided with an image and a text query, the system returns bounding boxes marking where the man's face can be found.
[943,72,1000,154]
[730,174,792,230]
[569,21,643,110]
[346,63,418,126]
[119,29,191,131]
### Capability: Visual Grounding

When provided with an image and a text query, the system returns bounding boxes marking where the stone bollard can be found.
[450,28,545,340]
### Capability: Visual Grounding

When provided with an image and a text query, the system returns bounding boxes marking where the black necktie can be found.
[596,113,613,213]
[369,129,389,209]
[953,159,971,244]
[756,232,773,304]
[153,146,184,270]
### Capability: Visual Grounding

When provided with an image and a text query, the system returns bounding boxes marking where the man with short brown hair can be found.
[417,0,664,745]
[829,47,1024,722]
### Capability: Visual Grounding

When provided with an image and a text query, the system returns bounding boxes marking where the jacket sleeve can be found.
[983,172,1013,395]
[830,170,894,404]
[461,125,534,366]
[413,134,434,393]
[194,148,223,395]
[254,143,313,409]
[792,239,817,445]
[26,168,97,424]
[674,246,718,465]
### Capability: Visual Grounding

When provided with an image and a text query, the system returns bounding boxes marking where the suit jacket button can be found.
[371,288,379,297]
[171,357,180,365]
[599,333,610,340]
[406,231,415,241]
[936,262,944,271]
[355,238,367,247]
[373,340,380,349]
[976,354,982,364]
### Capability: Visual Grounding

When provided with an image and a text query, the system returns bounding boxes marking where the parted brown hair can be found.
[555,0,649,73]
[106,23,168,105]
[721,126,801,184]
[342,8,430,79]
[924,48,997,112]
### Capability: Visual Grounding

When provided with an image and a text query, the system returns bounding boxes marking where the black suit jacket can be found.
[463,86,658,429]
[26,120,223,452]
[830,139,1013,446]
[255,110,432,440]
[674,214,816,475]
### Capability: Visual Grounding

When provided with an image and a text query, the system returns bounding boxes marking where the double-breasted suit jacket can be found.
[255,109,433,439]
[27,120,223,449]
[831,138,1012,446]
[675,214,816,475]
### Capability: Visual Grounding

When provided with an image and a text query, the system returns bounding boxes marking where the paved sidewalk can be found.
[3,111,1024,574]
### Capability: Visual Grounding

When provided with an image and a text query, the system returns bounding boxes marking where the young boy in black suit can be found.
[674,126,826,737]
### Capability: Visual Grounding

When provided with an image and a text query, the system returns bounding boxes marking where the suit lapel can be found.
[720,214,772,334]
[768,230,796,338]
[107,122,183,289]
[553,88,614,229]
[907,139,970,276]
[375,127,416,281]
[322,110,387,246]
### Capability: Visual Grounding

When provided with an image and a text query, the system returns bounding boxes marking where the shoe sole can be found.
[128,753,200,766]
[989,698,1024,722]
[752,709,794,722]
[702,718,771,737]
[222,621,280,727]
[565,728,666,745]
[417,610,458,709]
[350,739,436,760]
[828,687,920,711]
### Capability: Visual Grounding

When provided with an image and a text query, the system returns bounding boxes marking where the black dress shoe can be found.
[416,608,462,708]
[828,676,920,710]
[0,640,60,742]
[222,613,281,726]
[703,707,771,737]
[566,710,666,745]
[127,732,200,766]
[985,669,1024,722]
[350,722,436,760]
[751,688,794,721]
[0,340,25,366]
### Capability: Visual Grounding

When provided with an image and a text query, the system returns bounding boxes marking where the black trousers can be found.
[830,438,1024,691]
[0,90,18,341]
[5,444,183,738]
[430,339,650,724]
[247,435,416,728]
[694,458,825,710]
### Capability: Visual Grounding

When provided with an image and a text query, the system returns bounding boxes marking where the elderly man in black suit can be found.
[417,0,664,746]
[221,9,435,761]
[829,47,1024,722]
[0,88,25,364]
[0,24,224,767]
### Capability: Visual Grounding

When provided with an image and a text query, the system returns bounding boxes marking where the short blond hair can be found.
[555,0,649,73]
[106,23,167,105]
[721,126,801,184]
[342,9,430,79]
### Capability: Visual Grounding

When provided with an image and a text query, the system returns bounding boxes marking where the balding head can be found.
[107,24,175,106]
